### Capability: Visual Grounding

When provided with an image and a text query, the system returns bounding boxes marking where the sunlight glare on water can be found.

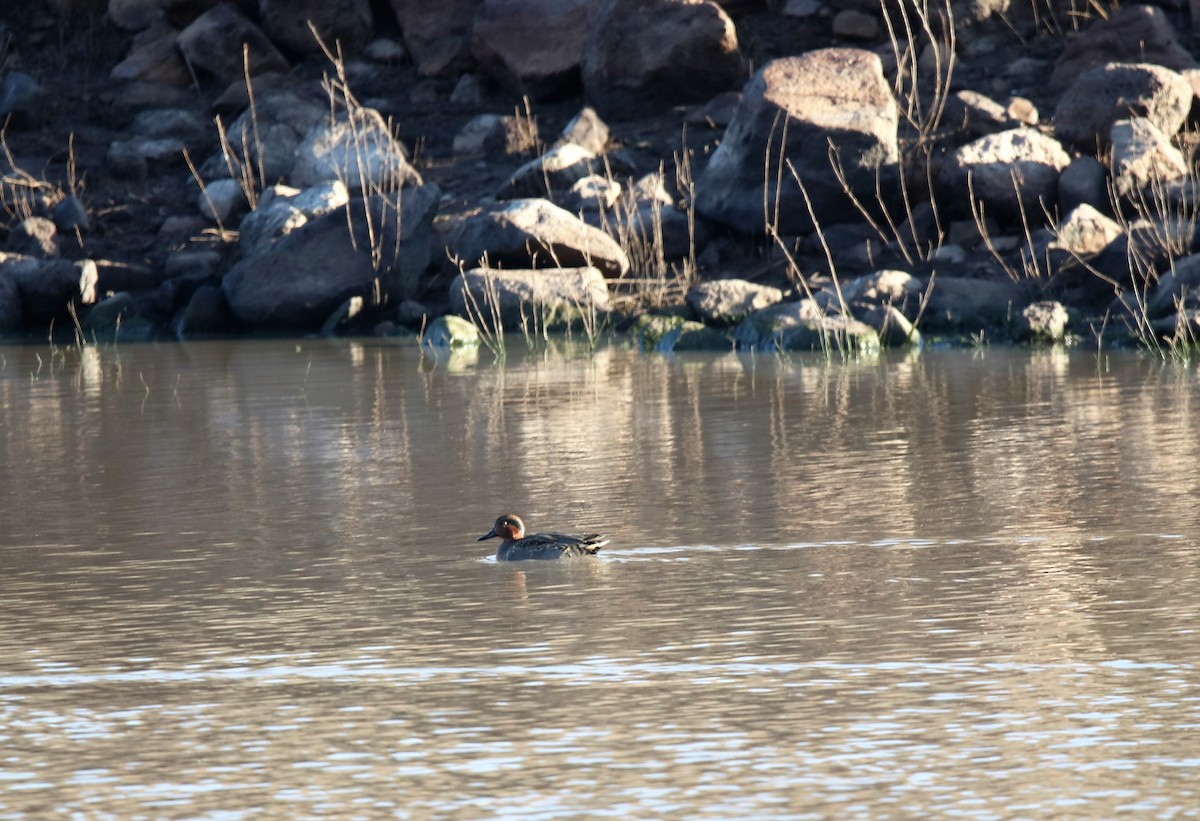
[0,340,1198,818]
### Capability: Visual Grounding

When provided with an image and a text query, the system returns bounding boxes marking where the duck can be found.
[477,513,609,561]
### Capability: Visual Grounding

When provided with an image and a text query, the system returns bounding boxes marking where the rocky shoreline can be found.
[1,1,1199,353]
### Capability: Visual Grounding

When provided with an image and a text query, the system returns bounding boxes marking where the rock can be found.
[732,298,880,352]
[556,107,609,154]
[632,314,729,351]
[695,50,899,236]
[449,265,609,328]
[442,198,630,277]
[582,0,744,119]
[107,137,187,175]
[921,276,1022,333]
[1110,117,1188,199]
[1147,254,1200,318]
[53,196,89,233]
[1050,4,1195,90]
[685,278,783,325]
[291,108,423,191]
[0,272,20,333]
[348,186,443,300]
[173,284,234,337]
[177,3,288,83]
[203,90,326,183]
[472,0,590,99]
[1058,155,1109,214]
[198,177,249,224]
[943,89,1017,137]
[832,9,878,39]
[940,128,1070,221]
[1054,63,1192,150]
[423,314,480,346]
[237,181,350,260]
[7,217,59,258]
[108,0,166,31]
[0,72,43,128]
[389,0,482,76]
[222,209,379,329]
[449,73,486,106]
[452,113,539,157]
[839,269,924,316]
[1005,97,1038,126]
[859,304,919,347]
[1,257,97,323]
[258,0,372,56]
[559,175,621,213]
[499,143,598,199]
[363,37,406,63]
[111,24,190,84]
[1016,300,1069,342]
[81,292,136,340]
[1053,204,1122,257]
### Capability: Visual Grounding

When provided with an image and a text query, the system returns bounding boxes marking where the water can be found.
[1,340,1198,818]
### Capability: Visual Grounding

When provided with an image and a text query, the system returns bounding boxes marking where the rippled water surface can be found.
[1,340,1198,818]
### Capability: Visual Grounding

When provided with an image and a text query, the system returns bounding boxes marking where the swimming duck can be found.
[478,513,609,561]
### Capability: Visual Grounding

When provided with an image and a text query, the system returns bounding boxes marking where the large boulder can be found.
[258,0,373,56]
[222,212,378,329]
[939,128,1070,221]
[388,0,483,76]
[581,0,743,119]
[0,257,97,324]
[695,49,899,235]
[177,3,288,83]
[1050,5,1195,90]
[1109,117,1188,199]
[685,278,783,325]
[449,266,609,327]
[471,0,590,99]
[236,181,350,261]
[441,199,630,277]
[1054,63,1192,150]
[291,108,423,191]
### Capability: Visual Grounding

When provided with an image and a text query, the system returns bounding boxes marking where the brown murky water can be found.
[1,340,1198,818]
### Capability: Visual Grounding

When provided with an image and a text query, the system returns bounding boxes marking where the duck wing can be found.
[509,532,609,560]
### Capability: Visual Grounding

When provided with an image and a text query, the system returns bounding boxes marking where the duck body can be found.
[478,514,609,561]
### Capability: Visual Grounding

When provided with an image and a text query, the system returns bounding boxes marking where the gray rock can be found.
[1054,63,1192,149]
[237,181,350,260]
[1050,5,1196,90]
[173,284,234,338]
[177,3,289,83]
[499,143,598,199]
[940,128,1070,221]
[1110,117,1188,199]
[449,73,487,106]
[198,178,249,224]
[832,9,879,39]
[557,107,610,154]
[582,0,744,119]
[388,0,482,76]
[81,292,136,340]
[0,272,20,333]
[733,298,880,352]
[632,314,730,351]
[859,304,919,347]
[349,186,443,300]
[695,49,898,235]
[685,278,783,325]
[1016,300,1069,341]
[943,89,1015,137]
[452,113,539,157]
[259,0,372,56]
[423,314,481,347]
[472,0,590,99]
[449,265,609,328]
[1,257,97,322]
[1147,254,1200,319]
[363,37,407,63]
[291,108,423,191]
[1053,204,1122,257]
[921,276,1023,333]
[7,217,59,258]
[203,90,327,183]
[52,196,89,233]
[1058,155,1109,214]
[0,71,43,128]
[559,175,621,212]
[442,198,630,277]
[111,25,191,85]
[221,210,380,329]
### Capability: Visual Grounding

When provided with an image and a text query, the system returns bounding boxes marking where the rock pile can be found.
[2,1,1200,349]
